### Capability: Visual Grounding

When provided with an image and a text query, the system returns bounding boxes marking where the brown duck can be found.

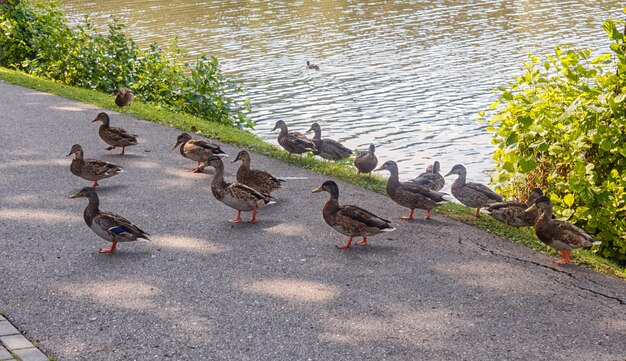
[375,160,447,220]
[232,150,284,196]
[312,180,395,249]
[172,132,226,172]
[411,161,445,191]
[112,88,134,107]
[354,144,378,178]
[92,112,138,155]
[307,123,352,161]
[271,120,316,157]
[526,196,600,265]
[487,188,543,227]
[67,144,122,188]
[445,164,503,217]
[70,187,150,253]
[201,156,274,223]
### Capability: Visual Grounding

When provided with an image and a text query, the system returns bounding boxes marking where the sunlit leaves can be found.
[480,18,626,262]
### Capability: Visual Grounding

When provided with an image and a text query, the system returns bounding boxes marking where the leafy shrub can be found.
[0,0,251,128]
[482,19,626,262]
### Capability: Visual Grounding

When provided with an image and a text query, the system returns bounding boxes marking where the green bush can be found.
[0,0,251,128]
[482,18,626,262]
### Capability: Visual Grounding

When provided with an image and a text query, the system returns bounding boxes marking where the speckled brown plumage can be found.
[527,196,600,264]
[487,188,543,227]
[272,120,316,157]
[445,164,503,217]
[312,180,394,249]
[354,143,378,178]
[375,160,446,220]
[232,150,283,195]
[307,123,352,161]
[67,144,122,188]
[92,112,138,155]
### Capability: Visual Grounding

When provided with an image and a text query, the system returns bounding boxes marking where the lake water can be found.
[59,0,623,183]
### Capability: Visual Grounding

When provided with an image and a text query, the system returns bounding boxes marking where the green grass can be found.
[1,66,624,280]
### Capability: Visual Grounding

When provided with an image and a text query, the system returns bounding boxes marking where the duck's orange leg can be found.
[356,237,368,246]
[116,146,126,156]
[337,236,354,249]
[401,209,415,220]
[475,208,481,217]
[99,242,117,253]
[192,161,202,173]
[250,208,258,224]
[228,211,242,223]
[556,250,572,265]
[91,181,99,189]
[426,209,432,219]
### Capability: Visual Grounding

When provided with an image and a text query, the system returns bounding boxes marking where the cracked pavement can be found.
[0,81,625,360]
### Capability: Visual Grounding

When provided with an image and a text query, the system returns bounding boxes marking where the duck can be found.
[354,144,378,178]
[445,164,503,217]
[67,144,123,188]
[232,150,284,196]
[70,187,150,253]
[112,88,134,107]
[487,188,543,227]
[306,123,353,161]
[271,120,317,158]
[526,196,601,265]
[306,60,320,70]
[92,112,138,155]
[201,155,274,223]
[312,180,395,249]
[375,160,447,220]
[172,132,226,173]
[411,161,445,191]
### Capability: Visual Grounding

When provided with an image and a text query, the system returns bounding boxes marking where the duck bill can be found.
[91,117,99,123]
[66,152,73,157]
[171,141,181,150]
[444,171,454,177]
[524,204,538,213]
[373,166,384,172]
[311,186,325,193]
[271,125,278,131]
[200,161,210,169]
[69,191,82,199]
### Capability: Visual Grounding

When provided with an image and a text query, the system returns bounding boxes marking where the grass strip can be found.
[1,66,624,280]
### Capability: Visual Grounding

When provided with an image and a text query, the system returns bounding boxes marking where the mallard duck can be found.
[487,188,543,227]
[70,187,150,253]
[112,88,134,107]
[526,196,601,265]
[445,164,503,217]
[306,60,320,70]
[375,160,447,220]
[201,155,274,223]
[232,150,284,195]
[411,161,445,191]
[306,123,353,161]
[67,144,122,188]
[271,120,316,158]
[312,180,395,249]
[92,112,138,155]
[354,144,378,178]
[172,132,226,173]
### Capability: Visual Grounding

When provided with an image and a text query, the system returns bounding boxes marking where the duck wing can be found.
[83,159,123,178]
[400,181,446,202]
[96,211,150,241]
[338,205,393,229]
[552,220,596,248]
[466,182,503,202]
[106,126,138,144]
[188,139,225,154]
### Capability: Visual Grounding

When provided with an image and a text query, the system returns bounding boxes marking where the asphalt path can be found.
[0,81,625,361]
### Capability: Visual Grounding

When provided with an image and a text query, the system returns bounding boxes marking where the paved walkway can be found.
[0,81,625,361]
[0,315,48,361]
